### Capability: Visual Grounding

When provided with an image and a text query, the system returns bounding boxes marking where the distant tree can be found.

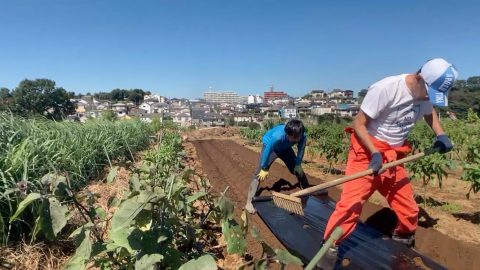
[127,89,146,105]
[0,87,12,110]
[0,87,10,99]
[453,80,467,90]
[467,76,480,88]
[358,89,368,98]
[448,76,480,118]
[358,88,368,104]
[94,92,112,101]
[11,79,75,119]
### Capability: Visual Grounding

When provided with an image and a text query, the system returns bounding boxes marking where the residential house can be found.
[139,102,169,114]
[191,110,225,127]
[296,104,312,117]
[234,114,253,122]
[75,100,90,114]
[311,90,327,99]
[311,106,333,116]
[264,105,281,118]
[202,112,225,127]
[333,104,360,117]
[173,113,192,127]
[144,94,166,103]
[329,89,354,98]
[139,102,153,113]
[96,101,112,111]
[280,107,297,118]
[169,98,189,107]
[112,103,128,112]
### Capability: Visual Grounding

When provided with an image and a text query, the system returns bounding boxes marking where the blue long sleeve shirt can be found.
[260,124,307,169]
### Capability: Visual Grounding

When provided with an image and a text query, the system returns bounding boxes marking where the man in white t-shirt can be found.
[319,58,457,268]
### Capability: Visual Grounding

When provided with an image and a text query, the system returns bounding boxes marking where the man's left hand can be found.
[433,134,453,154]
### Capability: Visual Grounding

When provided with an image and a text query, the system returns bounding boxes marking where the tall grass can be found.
[0,113,153,243]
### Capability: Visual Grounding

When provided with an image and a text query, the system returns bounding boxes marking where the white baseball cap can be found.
[419,58,458,106]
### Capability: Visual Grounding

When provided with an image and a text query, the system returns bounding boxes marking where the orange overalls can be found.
[323,128,419,244]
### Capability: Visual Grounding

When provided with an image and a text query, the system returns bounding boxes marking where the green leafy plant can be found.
[461,139,480,198]
[0,114,153,245]
[240,128,264,144]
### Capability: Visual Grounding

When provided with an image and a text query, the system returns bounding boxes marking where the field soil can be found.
[185,127,480,270]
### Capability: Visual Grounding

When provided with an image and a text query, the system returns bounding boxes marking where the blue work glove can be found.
[368,152,383,175]
[433,134,453,154]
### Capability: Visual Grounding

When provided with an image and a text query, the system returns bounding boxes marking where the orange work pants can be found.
[323,130,419,244]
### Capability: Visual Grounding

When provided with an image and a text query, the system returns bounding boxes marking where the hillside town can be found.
[70,86,361,127]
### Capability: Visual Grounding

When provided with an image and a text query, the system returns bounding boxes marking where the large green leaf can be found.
[109,225,136,253]
[130,173,141,191]
[64,228,92,270]
[178,255,217,270]
[216,195,234,220]
[69,223,93,239]
[9,192,42,222]
[36,198,69,241]
[47,197,69,239]
[108,197,121,208]
[186,191,207,204]
[222,219,246,255]
[111,192,152,231]
[107,166,119,183]
[274,249,303,266]
[135,254,163,270]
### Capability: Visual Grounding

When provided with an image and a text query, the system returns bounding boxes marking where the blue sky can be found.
[0,0,479,98]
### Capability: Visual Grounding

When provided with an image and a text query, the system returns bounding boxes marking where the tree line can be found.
[0,79,151,120]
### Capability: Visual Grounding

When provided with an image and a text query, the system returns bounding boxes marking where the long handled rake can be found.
[271,151,431,215]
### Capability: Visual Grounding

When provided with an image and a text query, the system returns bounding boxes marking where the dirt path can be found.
[190,138,480,270]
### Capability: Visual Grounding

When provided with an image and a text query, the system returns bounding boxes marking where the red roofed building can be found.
[263,85,288,103]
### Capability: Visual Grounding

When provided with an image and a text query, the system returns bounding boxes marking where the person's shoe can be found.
[316,245,338,270]
[392,232,415,248]
[245,202,256,214]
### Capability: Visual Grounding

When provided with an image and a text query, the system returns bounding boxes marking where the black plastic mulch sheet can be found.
[253,195,447,270]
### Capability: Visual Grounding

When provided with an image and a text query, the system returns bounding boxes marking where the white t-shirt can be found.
[360,74,433,147]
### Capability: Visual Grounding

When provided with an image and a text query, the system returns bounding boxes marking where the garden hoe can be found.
[272,149,437,216]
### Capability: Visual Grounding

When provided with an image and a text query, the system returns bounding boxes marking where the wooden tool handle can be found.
[290,152,426,197]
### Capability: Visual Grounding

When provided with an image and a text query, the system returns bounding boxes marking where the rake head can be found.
[271,191,304,216]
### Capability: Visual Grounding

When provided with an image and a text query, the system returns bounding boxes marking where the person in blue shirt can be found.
[245,119,310,214]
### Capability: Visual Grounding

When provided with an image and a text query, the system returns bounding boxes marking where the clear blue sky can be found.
[1,0,479,98]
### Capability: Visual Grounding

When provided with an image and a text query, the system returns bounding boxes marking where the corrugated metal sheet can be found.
[253,196,447,270]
